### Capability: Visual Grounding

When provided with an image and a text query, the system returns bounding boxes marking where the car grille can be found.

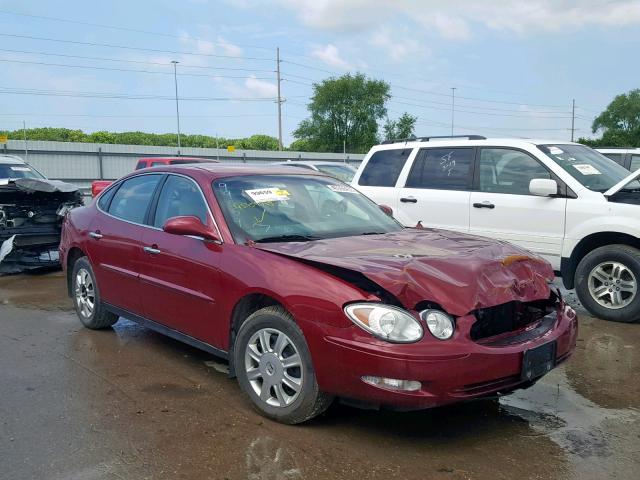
[471,297,556,342]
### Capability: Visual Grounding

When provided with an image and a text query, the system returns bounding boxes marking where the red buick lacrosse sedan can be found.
[60,164,577,424]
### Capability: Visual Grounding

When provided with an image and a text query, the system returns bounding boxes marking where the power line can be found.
[0,47,276,72]
[0,57,274,80]
[1,113,278,118]
[0,33,274,61]
[0,9,276,53]
[0,86,277,102]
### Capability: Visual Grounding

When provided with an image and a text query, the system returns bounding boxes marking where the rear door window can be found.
[358,149,411,187]
[107,174,162,224]
[405,148,474,190]
[135,160,147,170]
[630,155,640,172]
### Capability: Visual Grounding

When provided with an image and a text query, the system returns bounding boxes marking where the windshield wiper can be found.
[359,231,386,235]
[254,234,319,243]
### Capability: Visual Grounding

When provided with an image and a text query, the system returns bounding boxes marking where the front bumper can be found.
[304,303,578,410]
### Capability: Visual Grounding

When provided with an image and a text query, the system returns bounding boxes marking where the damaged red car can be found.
[60,164,578,424]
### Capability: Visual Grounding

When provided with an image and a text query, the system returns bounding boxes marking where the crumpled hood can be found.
[255,229,554,316]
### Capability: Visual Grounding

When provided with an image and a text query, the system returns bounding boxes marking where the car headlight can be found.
[344,303,423,343]
[420,309,455,340]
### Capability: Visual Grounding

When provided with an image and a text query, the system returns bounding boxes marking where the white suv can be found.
[597,148,640,171]
[352,135,640,323]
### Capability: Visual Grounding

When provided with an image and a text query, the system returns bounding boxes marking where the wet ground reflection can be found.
[1,273,639,479]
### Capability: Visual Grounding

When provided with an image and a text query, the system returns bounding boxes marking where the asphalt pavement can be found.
[1,271,639,480]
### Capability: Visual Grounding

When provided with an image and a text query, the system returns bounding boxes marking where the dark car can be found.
[1,155,83,274]
[60,164,577,424]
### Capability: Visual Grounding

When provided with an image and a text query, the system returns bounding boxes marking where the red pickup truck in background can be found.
[91,157,218,197]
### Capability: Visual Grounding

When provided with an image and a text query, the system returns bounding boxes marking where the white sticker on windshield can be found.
[548,146,564,155]
[245,187,290,203]
[573,164,601,175]
[327,184,356,193]
[10,166,30,171]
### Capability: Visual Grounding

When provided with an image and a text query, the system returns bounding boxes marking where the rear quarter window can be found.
[358,149,411,187]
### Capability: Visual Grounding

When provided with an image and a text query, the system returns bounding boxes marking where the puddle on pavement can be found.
[3,275,639,480]
[0,271,72,310]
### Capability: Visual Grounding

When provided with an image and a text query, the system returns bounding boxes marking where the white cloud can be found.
[278,0,391,32]
[310,44,353,70]
[276,1,640,38]
[244,76,278,97]
[177,30,244,62]
[371,29,423,62]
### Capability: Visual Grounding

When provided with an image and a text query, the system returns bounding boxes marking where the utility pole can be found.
[276,47,283,151]
[571,98,575,142]
[450,87,456,136]
[343,139,346,162]
[171,60,181,150]
[22,120,28,160]
[216,134,219,162]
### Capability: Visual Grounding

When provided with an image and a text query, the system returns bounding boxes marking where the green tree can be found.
[383,112,417,141]
[293,73,391,153]
[587,89,640,147]
[0,127,281,150]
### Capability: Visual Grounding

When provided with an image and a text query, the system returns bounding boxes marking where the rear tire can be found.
[234,306,332,424]
[575,245,640,323]
[71,256,118,329]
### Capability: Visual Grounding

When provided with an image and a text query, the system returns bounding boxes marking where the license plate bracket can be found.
[521,341,557,381]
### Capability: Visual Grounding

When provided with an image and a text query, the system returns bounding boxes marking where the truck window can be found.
[358,149,411,187]
[479,148,550,195]
[405,148,473,190]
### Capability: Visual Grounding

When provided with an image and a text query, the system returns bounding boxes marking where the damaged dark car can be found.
[0,155,83,274]
[60,164,577,424]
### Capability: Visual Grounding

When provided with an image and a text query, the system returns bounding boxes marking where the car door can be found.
[469,147,567,268]
[353,148,415,213]
[86,173,163,315]
[394,147,474,231]
[138,174,223,345]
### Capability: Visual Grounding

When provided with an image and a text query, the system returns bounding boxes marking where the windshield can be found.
[0,163,46,180]
[315,164,356,182]
[538,144,640,192]
[212,174,402,243]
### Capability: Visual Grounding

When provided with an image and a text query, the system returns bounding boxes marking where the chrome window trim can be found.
[96,171,224,244]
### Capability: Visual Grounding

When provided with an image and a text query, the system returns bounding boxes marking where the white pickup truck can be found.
[352,135,640,323]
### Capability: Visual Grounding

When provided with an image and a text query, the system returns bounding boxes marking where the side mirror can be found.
[529,178,558,197]
[379,204,394,217]
[162,216,220,242]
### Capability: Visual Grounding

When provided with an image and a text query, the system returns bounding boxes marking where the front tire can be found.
[575,245,640,323]
[234,306,332,424]
[71,256,118,329]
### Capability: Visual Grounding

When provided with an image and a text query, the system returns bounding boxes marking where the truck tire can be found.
[234,306,333,424]
[575,245,640,323]
[71,256,118,329]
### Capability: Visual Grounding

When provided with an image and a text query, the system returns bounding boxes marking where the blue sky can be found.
[0,0,639,146]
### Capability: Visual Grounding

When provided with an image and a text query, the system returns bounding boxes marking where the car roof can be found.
[146,163,328,180]
[0,154,26,164]
[138,157,212,161]
[375,137,582,149]
[274,160,352,167]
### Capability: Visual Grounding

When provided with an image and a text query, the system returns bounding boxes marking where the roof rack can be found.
[381,134,487,145]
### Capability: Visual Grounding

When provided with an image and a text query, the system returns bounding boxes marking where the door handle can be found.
[143,246,161,255]
[89,231,103,239]
[400,197,418,203]
[473,202,495,209]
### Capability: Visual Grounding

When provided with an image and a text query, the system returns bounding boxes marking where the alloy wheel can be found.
[75,268,95,318]
[244,328,303,408]
[588,261,637,309]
